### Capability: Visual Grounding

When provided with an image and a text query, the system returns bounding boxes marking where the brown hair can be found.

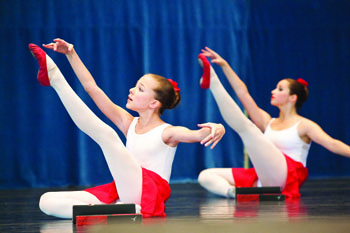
[285,78,309,111]
[149,74,181,115]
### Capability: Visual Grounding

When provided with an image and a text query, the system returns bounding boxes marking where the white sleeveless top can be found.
[126,117,177,182]
[264,118,311,166]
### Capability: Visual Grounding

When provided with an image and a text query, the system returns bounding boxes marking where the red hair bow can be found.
[168,79,181,93]
[297,78,309,87]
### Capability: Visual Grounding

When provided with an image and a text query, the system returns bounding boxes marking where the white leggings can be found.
[198,67,287,197]
[39,55,142,219]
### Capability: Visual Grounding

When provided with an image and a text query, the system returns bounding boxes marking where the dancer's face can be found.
[126,75,160,112]
[270,80,294,107]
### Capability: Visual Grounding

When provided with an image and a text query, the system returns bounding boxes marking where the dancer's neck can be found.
[135,112,164,134]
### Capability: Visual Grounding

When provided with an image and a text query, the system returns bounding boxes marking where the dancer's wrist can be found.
[65,46,76,58]
[218,60,229,68]
[65,43,75,55]
[220,62,231,71]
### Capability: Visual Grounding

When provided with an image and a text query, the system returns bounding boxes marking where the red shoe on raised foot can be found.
[28,43,50,86]
[198,54,211,89]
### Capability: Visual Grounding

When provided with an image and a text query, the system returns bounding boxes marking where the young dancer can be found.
[197,47,350,198]
[28,39,225,218]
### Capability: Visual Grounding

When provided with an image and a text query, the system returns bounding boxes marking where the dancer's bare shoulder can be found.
[297,117,330,144]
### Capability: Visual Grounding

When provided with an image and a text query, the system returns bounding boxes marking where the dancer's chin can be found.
[270,101,280,108]
[126,102,134,111]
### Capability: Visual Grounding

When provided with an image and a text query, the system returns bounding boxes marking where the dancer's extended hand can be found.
[198,123,225,149]
[201,47,227,67]
[43,38,74,55]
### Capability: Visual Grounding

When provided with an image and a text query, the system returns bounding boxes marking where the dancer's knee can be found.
[95,125,121,146]
[39,192,55,215]
[198,169,214,186]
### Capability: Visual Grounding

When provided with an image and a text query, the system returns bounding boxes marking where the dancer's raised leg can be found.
[199,57,287,187]
[29,44,142,204]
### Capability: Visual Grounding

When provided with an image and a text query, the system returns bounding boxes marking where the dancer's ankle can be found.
[226,187,236,198]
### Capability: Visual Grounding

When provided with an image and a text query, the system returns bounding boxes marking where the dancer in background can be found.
[197,47,350,198]
[29,39,225,218]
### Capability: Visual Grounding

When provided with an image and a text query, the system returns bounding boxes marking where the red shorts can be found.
[85,168,171,218]
[231,154,308,198]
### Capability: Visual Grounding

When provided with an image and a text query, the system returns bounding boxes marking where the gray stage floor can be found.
[1,178,350,232]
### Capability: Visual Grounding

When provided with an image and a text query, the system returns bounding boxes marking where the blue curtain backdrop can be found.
[0,0,349,189]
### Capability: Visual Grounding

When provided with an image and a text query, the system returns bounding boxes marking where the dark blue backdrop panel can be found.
[0,0,349,189]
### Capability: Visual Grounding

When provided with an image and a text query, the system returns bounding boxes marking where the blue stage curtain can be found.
[0,0,349,189]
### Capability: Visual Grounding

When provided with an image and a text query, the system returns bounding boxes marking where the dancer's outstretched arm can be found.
[300,119,350,157]
[163,123,225,149]
[201,47,271,131]
[43,39,133,136]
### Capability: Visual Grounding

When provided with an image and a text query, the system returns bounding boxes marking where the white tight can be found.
[198,67,287,197]
[39,55,142,218]
[39,191,105,219]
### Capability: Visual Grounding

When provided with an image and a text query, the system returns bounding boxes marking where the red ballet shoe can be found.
[198,54,211,89]
[28,43,50,86]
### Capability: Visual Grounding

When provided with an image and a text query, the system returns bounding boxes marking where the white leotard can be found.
[126,117,177,182]
[264,118,311,167]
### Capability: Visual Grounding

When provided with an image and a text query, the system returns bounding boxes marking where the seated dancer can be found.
[28,39,225,218]
[197,47,350,198]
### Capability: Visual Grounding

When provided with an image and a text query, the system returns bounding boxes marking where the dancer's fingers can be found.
[210,140,219,149]
[42,39,73,54]
[198,123,224,139]
[198,123,223,148]
[53,43,58,51]
[201,134,213,145]
[197,123,211,128]
[54,39,73,53]
[202,132,219,146]
[205,47,221,59]
[53,38,66,47]
[67,43,74,52]
[209,134,223,149]
[204,136,220,149]
[205,46,217,54]
[53,38,65,44]
[204,138,214,147]
[201,49,210,54]
[42,43,54,49]
[201,50,214,59]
